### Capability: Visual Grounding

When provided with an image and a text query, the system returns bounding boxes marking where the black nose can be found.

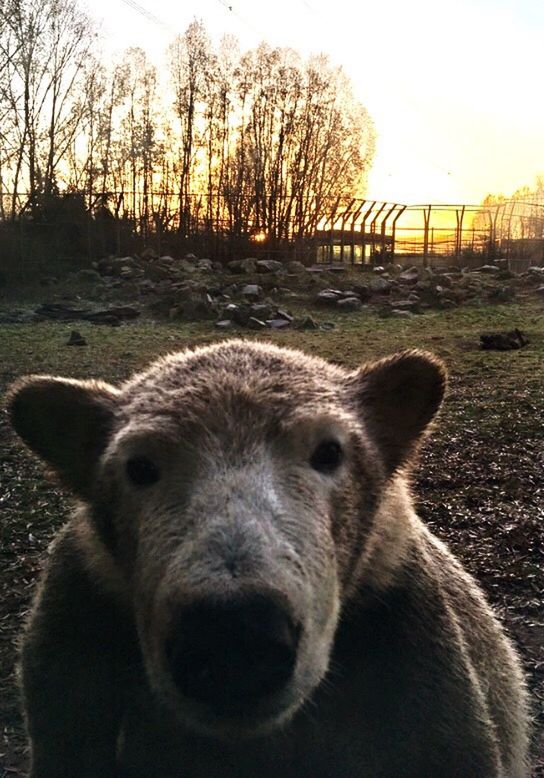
[166,594,299,710]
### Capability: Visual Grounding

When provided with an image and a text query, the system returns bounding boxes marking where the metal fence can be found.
[316,199,544,268]
[1,193,543,282]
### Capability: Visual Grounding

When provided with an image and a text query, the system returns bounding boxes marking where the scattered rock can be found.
[241,284,262,300]
[476,264,501,274]
[86,313,121,326]
[247,317,267,329]
[296,315,319,330]
[494,258,509,270]
[256,259,284,273]
[215,320,232,329]
[196,259,214,272]
[320,321,336,331]
[337,297,362,311]
[178,258,197,273]
[398,266,420,284]
[369,277,392,294]
[266,318,291,329]
[75,269,103,284]
[352,284,371,301]
[250,303,274,319]
[286,261,307,273]
[391,300,419,312]
[169,294,217,321]
[0,310,36,324]
[140,247,158,260]
[35,303,90,321]
[276,309,294,322]
[227,258,258,274]
[480,329,529,351]
[66,330,87,346]
[315,290,342,306]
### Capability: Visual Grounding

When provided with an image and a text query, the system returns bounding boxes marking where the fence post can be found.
[422,205,432,267]
[391,205,405,262]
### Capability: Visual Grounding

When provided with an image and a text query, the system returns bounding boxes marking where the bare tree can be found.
[0,0,94,216]
[0,15,376,258]
[168,19,211,236]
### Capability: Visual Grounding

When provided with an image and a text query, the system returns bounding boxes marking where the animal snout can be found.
[165,593,300,711]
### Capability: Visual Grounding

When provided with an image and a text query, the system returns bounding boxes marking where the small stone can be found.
[352,284,371,301]
[276,309,294,322]
[391,300,419,312]
[286,261,307,273]
[266,319,291,329]
[247,317,267,329]
[320,321,336,330]
[215,320,232,329]
[369,278,392,294]
[227,258,258,274]
[178,258,196,272]
[66,330,87,346]
[337,297,362,311]
[296,315,319,330]
[241,284,262,300]
[141,247,158,260]
[256,259,284,273]
[398,266,420,284]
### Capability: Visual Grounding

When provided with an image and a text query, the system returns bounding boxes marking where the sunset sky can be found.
[88,0,544,206]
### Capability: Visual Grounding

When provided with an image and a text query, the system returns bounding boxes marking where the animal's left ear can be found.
[350,350,447,475]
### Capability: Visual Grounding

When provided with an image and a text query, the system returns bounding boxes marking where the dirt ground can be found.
[1,300,543,776]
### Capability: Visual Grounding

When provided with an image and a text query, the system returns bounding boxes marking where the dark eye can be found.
[310,440,343,474]
[126,456,160,487]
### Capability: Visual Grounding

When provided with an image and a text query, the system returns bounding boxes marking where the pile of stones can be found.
[3,251,543,329]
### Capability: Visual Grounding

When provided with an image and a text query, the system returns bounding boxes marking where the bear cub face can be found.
[8,340,445,740]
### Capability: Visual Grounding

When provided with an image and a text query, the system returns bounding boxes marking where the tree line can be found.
[0,0,375,261]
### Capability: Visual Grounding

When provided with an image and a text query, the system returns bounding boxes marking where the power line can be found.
[118,0,170,31]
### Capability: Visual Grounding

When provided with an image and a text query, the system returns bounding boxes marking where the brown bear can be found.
[8,340,529,777]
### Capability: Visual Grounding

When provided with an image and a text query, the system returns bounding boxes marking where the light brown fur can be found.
[8,340,529,777]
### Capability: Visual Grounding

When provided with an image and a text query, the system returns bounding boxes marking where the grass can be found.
[0,299,543,775]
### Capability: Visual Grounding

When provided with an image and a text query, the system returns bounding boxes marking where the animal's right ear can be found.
[7,375,119,499]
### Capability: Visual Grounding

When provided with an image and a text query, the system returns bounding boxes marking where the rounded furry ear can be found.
[7,375,119,498]
[350,350,447,475]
